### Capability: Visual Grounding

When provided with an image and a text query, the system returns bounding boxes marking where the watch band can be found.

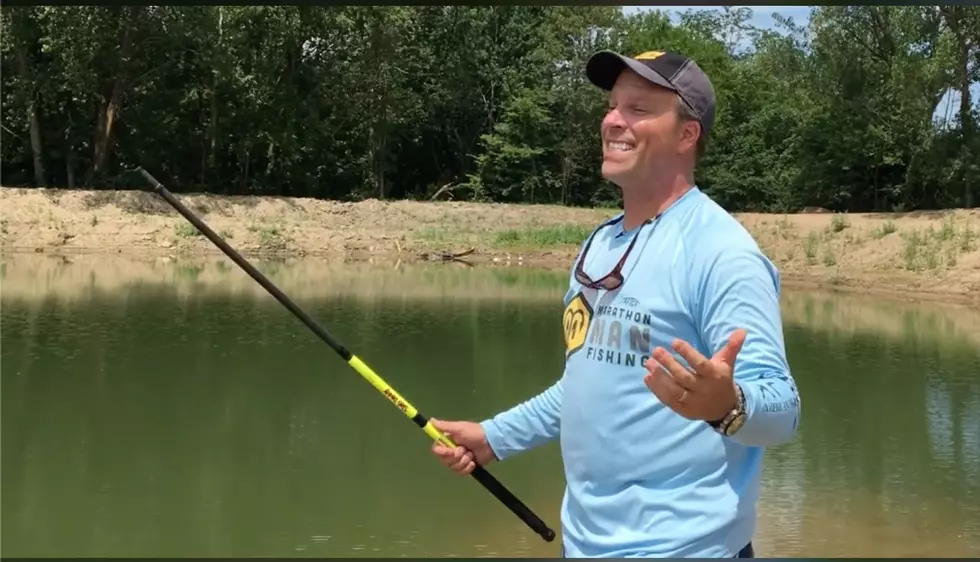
[708,383,746,436]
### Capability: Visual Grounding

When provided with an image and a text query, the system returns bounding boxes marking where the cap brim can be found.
[585,51,676,93]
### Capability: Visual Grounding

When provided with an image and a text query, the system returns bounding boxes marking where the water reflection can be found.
[2,253,979,557]
[772,291,980,557]
[0,253,569,305]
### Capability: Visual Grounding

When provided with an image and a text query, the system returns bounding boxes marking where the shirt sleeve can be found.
[475,226,602,463]
[479,379,564,461]
[696,247,801,447]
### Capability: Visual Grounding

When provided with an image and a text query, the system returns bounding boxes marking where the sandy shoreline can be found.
[2,186,979,305]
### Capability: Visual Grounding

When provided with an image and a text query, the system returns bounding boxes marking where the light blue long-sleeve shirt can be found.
[480,187,801,558]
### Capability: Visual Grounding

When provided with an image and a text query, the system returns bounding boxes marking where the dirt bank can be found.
[2,186,979,304]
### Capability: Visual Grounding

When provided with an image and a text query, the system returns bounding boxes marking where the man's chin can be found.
[601,162,632,184]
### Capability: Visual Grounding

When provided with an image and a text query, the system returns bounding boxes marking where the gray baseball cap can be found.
[586,50,716,140]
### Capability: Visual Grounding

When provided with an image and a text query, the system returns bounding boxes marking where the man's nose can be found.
[602,108,626,130]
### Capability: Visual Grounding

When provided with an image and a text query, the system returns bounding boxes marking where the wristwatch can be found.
[708,383,746,437]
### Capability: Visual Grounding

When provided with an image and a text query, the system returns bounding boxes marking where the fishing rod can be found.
[133,167,557,544]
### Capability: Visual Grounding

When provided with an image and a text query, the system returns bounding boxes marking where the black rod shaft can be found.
[134,167,557,543]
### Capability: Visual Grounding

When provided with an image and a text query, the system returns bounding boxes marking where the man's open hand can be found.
[643,329,747,421]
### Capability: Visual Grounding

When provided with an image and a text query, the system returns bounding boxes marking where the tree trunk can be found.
[66,147,75,189]
[940,7,976,208]
[957,40,973,208]
[376,90,388,199]
[89,7,140,182]
[26,99,46,188]
[208,7,223,174]
[12,14,46,188]
[368,9,392,200]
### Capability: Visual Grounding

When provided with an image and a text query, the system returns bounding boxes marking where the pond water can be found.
[2,254,978,557]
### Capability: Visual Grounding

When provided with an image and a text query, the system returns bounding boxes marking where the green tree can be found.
[1,6,977,212]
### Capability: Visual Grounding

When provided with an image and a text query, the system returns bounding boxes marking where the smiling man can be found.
[429,50,801,558]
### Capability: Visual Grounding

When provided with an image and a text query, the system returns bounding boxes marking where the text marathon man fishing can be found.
[429,49,801,559]
[582,300,656,367]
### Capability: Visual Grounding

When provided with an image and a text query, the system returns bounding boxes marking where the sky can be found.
[624,5,812,32]
[623,5,977,127]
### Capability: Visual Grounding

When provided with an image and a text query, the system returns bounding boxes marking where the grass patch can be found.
[803,231,820,264]
[894,215,980,273]
[924,248,940,270]
[493,224,592,248]
[959,223,978,252]
[936,215,956,242]
[774,216,797,240]
[945,245,958,267]
[902,229,926,271]
[775,216,794,230]
[414,227,458,246]
[248,223,289,251]
[821,246,837,267]
[829,213,850,233]
[842,229,864,246]
[873,220,897,239]
[258,227,286,250]
[174,222,202,238]
[901,227,951,272]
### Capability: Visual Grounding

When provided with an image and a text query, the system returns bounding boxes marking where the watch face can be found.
[725,413,746,436]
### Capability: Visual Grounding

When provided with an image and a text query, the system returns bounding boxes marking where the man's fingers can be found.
[430,417,462,448]
[431,442,456,460]
[644,362,688,405]
[450,448,475,474]
[671,339,715,378]
[431,439,477,474]
[430,417,455,436]
[428,418,482,474]
[714,329,748,366]
[651,348,698,390]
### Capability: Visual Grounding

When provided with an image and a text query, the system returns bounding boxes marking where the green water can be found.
[2,254,979,557]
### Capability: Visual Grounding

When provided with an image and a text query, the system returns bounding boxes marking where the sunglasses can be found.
[574,215,658,291]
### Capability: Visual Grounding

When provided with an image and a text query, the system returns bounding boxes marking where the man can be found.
[430,50,801,558]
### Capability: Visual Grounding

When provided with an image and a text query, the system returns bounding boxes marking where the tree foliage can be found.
[2,6,978,211]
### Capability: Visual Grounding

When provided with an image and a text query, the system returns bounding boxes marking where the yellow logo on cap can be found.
[635,51,665,60]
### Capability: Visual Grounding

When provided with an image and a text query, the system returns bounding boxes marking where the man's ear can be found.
[678,120,701,156]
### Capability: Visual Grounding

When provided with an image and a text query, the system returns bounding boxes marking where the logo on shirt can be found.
[583,303,655,369]
[563,291,593,357]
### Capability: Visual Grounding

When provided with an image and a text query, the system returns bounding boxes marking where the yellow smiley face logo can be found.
[563,292,593,357]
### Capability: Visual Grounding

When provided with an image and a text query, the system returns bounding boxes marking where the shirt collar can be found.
[611,185,703,237]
